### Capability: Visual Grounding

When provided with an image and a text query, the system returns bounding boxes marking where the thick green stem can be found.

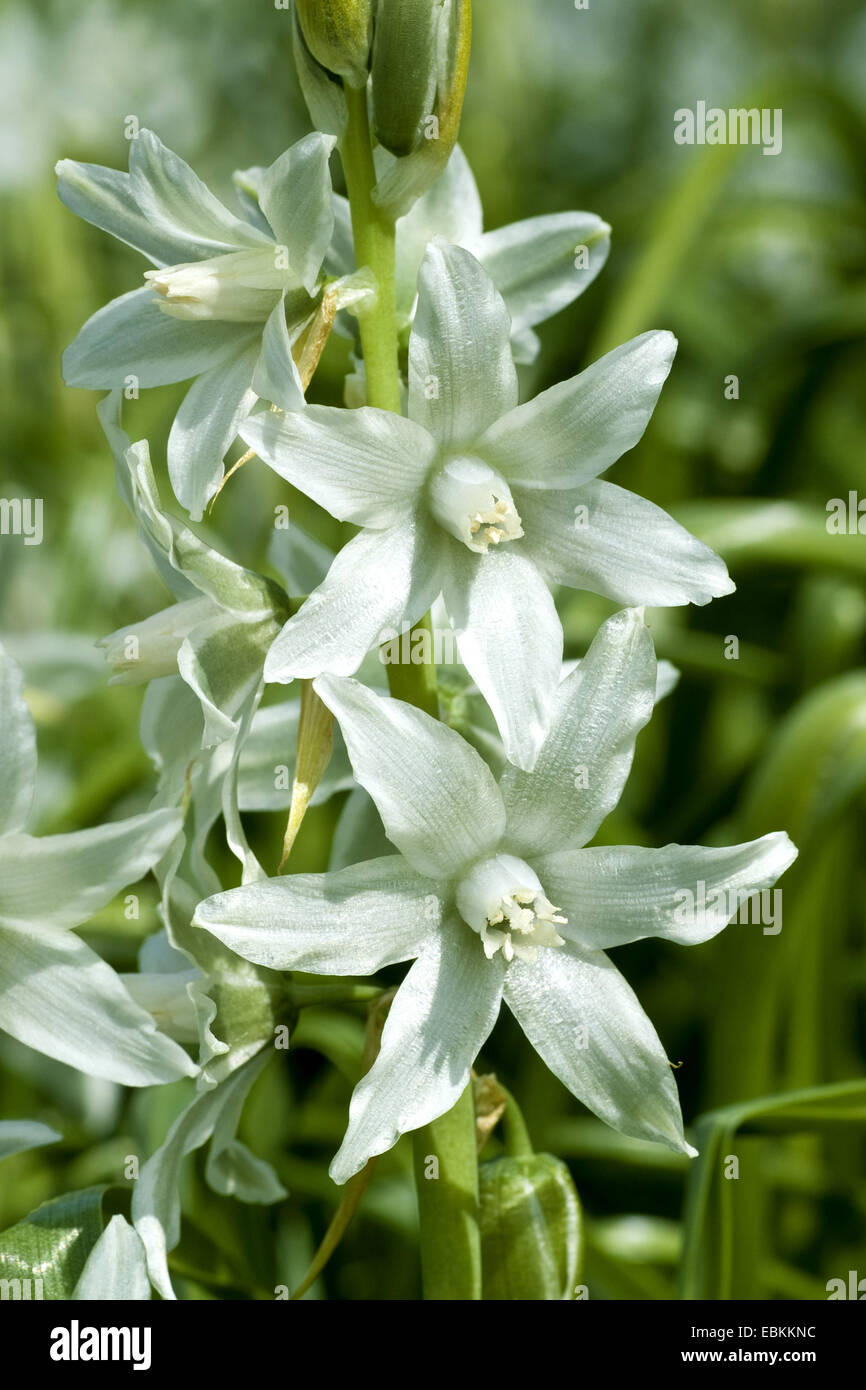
[413,1084,482,1299]
[341,85,402,415]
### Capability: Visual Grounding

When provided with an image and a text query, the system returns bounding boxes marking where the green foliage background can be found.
[1,0,864,1299]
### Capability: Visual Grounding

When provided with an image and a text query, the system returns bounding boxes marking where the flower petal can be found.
[500,607,656,857]
[442,544,562,772]
[330,922,505,1183]
[408,241,518,450]
[394,145,483,314]
[476,211,610,335]
[535,833,798,950]
[129,129,272,255]
[517,479,735,607]
[504,943,694,1155]
[63,288,257,390]
[240,406,435,528]
[0,919,197,1085]
[167,341,260,519]
[0,645,36,836]
[257,133,336,294]
[72,1217,151,1301]
[56,158,203,268]
[251,295,306,413]
[315,676,506,880]
[264,515,442,681]
[478,330,676,491]
[0,808,182,932]
[194,856,437,972]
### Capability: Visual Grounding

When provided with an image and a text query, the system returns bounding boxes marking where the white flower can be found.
[194,608,796,1184]
[241,240,734,770]
[0,642,197,1086]
[57,130,336,517]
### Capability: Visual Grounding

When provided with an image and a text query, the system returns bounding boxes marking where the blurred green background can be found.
[1,0,865,1299]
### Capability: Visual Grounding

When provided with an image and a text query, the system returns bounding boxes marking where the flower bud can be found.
[372,0,471,219]
[99,597,216,685]
[479,1153,583,1300]
[371,0,444,157]
[295,0,373,90]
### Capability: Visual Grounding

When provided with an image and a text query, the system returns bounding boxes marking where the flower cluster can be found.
[0,3,798,1298]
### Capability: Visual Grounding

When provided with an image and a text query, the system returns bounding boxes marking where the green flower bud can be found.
[292,11,348,139]
[372,0,471,219]
[479,1153,583,1301]
[371,0,444,157]
[294,0,374,90]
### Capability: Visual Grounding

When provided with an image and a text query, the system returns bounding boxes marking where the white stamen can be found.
[456,853,567,964]
[428,456,523,554]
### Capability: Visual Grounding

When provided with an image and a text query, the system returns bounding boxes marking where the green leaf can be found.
[0,1187,106,1299]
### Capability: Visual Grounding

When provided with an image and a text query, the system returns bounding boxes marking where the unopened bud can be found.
[295,0,373,90]
[371,0,443,157]
[479,1153,583,1300]
[372,0,471,219]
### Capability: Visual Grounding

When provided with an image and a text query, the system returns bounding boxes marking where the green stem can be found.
[341,84,402,415]
[413,1084,482,1300]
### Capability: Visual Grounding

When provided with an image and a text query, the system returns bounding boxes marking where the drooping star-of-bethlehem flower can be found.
[57,128,337,518]
[241,240,734,771]
[195,609,796,1184]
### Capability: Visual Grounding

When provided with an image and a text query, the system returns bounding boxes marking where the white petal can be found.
[241,406,434,528]
[257,133,336,293]
[408,241,518,450]
[73,1217,151,1301]
[535,833,798,950]
[315,676,506,880]
[394,145,483,314]
[264,515,442,681]
[129,129,272,255]
[56,158,203,268]
[500,607,656,856]
[330,923,505,1183]
[0,919,197,1086]
[478,330,676,490]
[0,645,36,835]
[0,808,182,931]
[0,1120,61,1161]
[504,944,694,1155]
[442,544,562,772]
[518,479,736,607]
[168,342,260,519]
[195,856,437,972]
[63,287,258,390]
[251,295,306,413]
[476,211,610,335]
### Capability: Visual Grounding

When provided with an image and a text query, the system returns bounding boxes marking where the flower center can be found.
[145,249,292,323]
[456,853,567,964]
[428,456,523,554]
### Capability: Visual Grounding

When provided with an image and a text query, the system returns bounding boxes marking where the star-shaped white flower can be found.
[194,608,795,1184]
[57,129,336,517]
[0,644,197,1086]
[241,240,734,769]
